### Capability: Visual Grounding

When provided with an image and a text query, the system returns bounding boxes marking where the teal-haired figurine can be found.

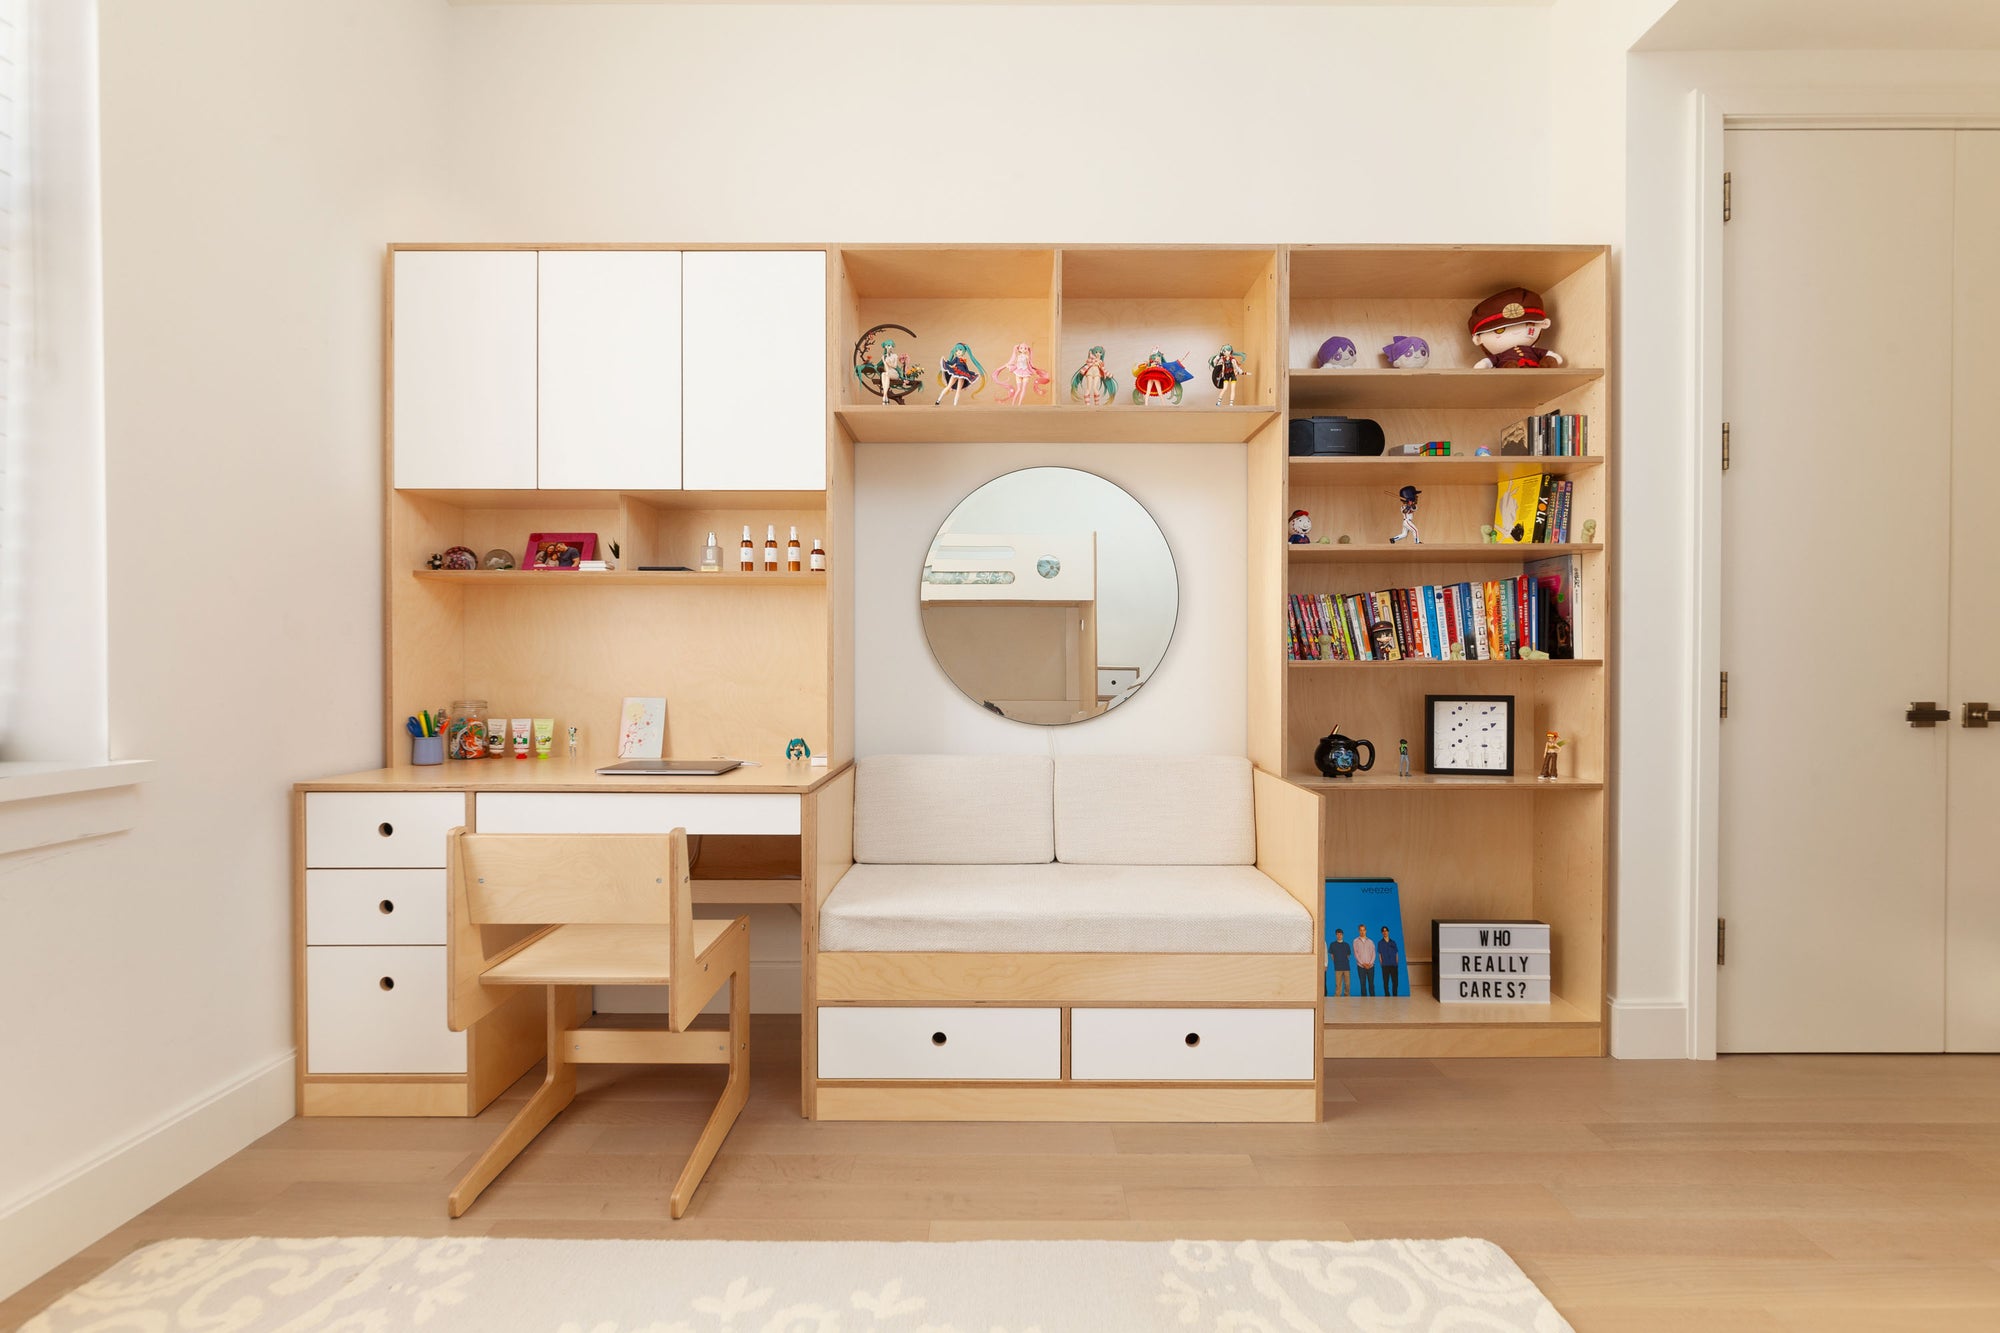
[1071,345,1116,407]
[935,342,985,406]
[1210,343,1248,406]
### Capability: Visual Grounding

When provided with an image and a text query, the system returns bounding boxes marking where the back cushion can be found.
[853,755,1055,865]
[1054,755,1257,865]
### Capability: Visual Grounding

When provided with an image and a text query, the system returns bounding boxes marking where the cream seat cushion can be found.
[818,863,1312,954]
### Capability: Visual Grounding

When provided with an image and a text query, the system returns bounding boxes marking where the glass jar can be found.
[448,698,489,760]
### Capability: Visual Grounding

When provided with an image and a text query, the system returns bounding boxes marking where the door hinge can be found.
[1721,422,1731,472]
[1723,172,1732,223]
[1718,918,1727,965]
[1720,670,1729,719]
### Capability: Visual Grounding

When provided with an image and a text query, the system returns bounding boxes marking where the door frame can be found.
[1690,94,2000,1059]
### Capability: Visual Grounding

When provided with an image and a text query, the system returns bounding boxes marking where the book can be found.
[1525,554,1581,659]
[1326,879,1410,1000]
[1494,474,1542,544]
[1285,570,1582,663]
[1530,474,1554,543]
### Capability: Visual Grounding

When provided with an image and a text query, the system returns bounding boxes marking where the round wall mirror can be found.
[919,467,1178,725]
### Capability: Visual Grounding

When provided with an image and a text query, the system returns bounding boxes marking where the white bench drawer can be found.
[476,791,799,836]
[306,869,447,946]
[305,792,465,868]
[305,945,466,1074]
[1070,1008,1316,1082]
[818,1006,1059,1081]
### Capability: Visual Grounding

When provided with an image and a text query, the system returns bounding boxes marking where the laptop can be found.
[595,758,744,777]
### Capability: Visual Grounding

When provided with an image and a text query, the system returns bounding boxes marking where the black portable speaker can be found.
[1289,416,1386,457]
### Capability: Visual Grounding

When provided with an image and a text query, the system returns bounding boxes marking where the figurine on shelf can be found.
[1382,334,1430,369]
[1132,349,1194,405]
[786,737,812,762]
[1538,730,1567,780]
[852,323,925,404]
[1070,346,1117,407]
[1210,343,1249,406]
[1314,335,1358,369]
[1289,509,1312,544]
[428,546,477,571]
[934,342,985,406]
[1480,524,1500,544]
[1389,484,1422,545]
[1469,287,1565,368]
[993,342,1051,406]
[1583,518,1598,544]
[1398,738,1411,779]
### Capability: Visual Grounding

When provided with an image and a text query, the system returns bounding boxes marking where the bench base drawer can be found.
[1069,1007,1316,1082]
[817,1006,1059,1081]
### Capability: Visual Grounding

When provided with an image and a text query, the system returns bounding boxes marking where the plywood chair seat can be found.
[446,828,749,1220]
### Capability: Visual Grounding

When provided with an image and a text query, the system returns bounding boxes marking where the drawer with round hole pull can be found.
[305,869,447,946]
[305,945,466,1074]
[816,1006,1059,1081]
[1068,1007,1317,1082]
[304,792,466,868]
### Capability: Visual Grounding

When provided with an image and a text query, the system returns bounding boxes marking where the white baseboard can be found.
[0,1051,295,1301]
[1609,998,1692,1059]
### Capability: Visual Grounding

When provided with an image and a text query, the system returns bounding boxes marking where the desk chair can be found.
[444,828,750,1218]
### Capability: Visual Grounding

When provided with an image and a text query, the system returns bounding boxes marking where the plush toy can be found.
[1382,335,1430,369]
[1470,287,1564,368]
[1288,509,1312,544]
[1315,335,1358,368]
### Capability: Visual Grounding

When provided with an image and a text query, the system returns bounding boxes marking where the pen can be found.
[406,717,423,738]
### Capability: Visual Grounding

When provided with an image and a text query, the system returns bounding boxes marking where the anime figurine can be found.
[993,342,1051,406]
[1314,336,1358,369]
[1382,335,1430,369]
[1132,349,1194,405]
[1469,287,1565,368]
[1538,731,1567,780]
[853,323,925,404]
[1389,484,1422,544]
[1070,346,1117,406]
[1210,344,1249,406]
[1289,509,1312,544]
[786,737,812,761]
[934,342,985,405]
[1398,738,1411,779]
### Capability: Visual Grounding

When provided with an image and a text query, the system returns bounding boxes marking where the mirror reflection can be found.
[920,467,1178,725]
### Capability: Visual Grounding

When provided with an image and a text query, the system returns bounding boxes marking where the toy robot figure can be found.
[1210,344,1248,406]
[1469,287,1565,368]
[1390,484,1422,545]
[993,343,1052,405]
[935,342,985,405]
[1070,346,1116,406]
[1289,509,1312,544]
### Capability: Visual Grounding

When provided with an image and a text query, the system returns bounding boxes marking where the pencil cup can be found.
[411,734,444,766]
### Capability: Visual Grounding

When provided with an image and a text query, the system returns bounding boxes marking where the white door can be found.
[1719,130,1954,1052]
[682,250,827,490]
[538,250,683,490]
[1948,133,2000,1051]
[391,250,538,490]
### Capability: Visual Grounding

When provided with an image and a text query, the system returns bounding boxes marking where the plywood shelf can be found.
[1288,456,1603,488]
[1287,244,1608,300]
[836,404,1279,445]
[1289,772,1603,792]
[1322,990,1599,1028]
[1287,657,1602,670]
[411,569,825,586]
[1288,367,1604,409]
[1287,542,1601,564]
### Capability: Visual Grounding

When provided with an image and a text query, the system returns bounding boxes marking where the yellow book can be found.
[1493,475,1544,545]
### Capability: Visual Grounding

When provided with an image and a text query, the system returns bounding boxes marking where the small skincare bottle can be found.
[700,532,722,574]
[810,538,826,572]
[738,526,755,571]
[763,525,779,571]
[511,717,531,759]
[786,526,802,572]
[533,718,554,759]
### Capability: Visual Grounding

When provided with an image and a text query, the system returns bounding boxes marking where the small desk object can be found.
[292,757,850,1117]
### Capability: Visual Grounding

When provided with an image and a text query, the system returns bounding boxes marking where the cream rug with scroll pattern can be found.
[21,1235,1572,1332]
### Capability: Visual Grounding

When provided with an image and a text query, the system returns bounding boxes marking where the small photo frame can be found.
[1424,694,1515,776]
[617,696,667,760]
[526,532,598,571]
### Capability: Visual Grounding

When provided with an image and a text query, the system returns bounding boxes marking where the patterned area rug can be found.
[21,1235,1572,1332]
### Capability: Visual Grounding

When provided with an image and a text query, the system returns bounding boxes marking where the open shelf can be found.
[836,403,1278,445]
[1287,456,1603,488]
[1288,657,1602,670]
[1289,367,1604,410]
[1323,990,1598,1028]
[1288,542,1601,564]
[412,569,824,587]
[1288,244,1608,301]
[1289,772,1603,792]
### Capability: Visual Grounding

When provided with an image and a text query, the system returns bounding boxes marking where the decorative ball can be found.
[482,548,517,570]
[441,546,477,571]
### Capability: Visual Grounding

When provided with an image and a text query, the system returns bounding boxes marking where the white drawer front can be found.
[305,946,466,1074]
[305,792,465,868]
[476,791,799,836]
[818,1006,1059,1081]
[306,869,447,946]
[1070,1008,1316,1082]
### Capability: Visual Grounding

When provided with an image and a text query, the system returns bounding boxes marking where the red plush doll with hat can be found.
[1469,287,1564,369]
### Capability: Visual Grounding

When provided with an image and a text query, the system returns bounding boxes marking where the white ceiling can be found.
[1637,0,2000,50]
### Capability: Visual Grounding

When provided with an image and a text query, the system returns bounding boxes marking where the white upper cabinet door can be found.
[682,250,827,490]
[391,250,538,490]
[539,250,683,490]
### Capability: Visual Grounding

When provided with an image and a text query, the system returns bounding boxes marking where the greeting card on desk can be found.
[617,697,667,759]
[1323,878,1408,1001]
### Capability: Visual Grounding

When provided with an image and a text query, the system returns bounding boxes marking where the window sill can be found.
[0,759,154,854]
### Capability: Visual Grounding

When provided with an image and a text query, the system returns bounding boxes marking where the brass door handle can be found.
[1966,701,1991,729]
[1908,701,1951,727]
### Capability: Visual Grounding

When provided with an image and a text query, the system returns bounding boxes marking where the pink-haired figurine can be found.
[993,342,1051,406]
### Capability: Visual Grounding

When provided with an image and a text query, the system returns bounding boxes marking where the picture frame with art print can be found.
[1424,693,1514,776]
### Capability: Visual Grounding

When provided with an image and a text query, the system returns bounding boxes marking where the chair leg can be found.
[669,941,750,1219]
[449,985,580,1218]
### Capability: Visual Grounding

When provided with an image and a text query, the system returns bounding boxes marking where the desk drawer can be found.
[306,869,447,946]
[305,792,465,868]
[818,1006,1059,1081]
[1069,1008,1316,1082]
[476,791,799,836]
[305,945,466,1074]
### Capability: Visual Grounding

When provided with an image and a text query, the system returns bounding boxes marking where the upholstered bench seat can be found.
[818,862,1312,954]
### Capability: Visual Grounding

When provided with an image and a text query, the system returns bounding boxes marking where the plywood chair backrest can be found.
[446,828,696,1031]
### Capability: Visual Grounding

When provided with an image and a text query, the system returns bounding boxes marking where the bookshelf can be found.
[1249,244,1611,1060]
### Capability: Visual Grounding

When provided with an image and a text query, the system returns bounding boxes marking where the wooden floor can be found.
[8,1016,2000,1331]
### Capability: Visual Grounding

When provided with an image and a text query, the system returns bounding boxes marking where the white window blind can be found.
[0,0,20,742]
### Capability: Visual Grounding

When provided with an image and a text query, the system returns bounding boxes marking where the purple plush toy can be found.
[1382,335,1430,369]
[1315,336,1359,369]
